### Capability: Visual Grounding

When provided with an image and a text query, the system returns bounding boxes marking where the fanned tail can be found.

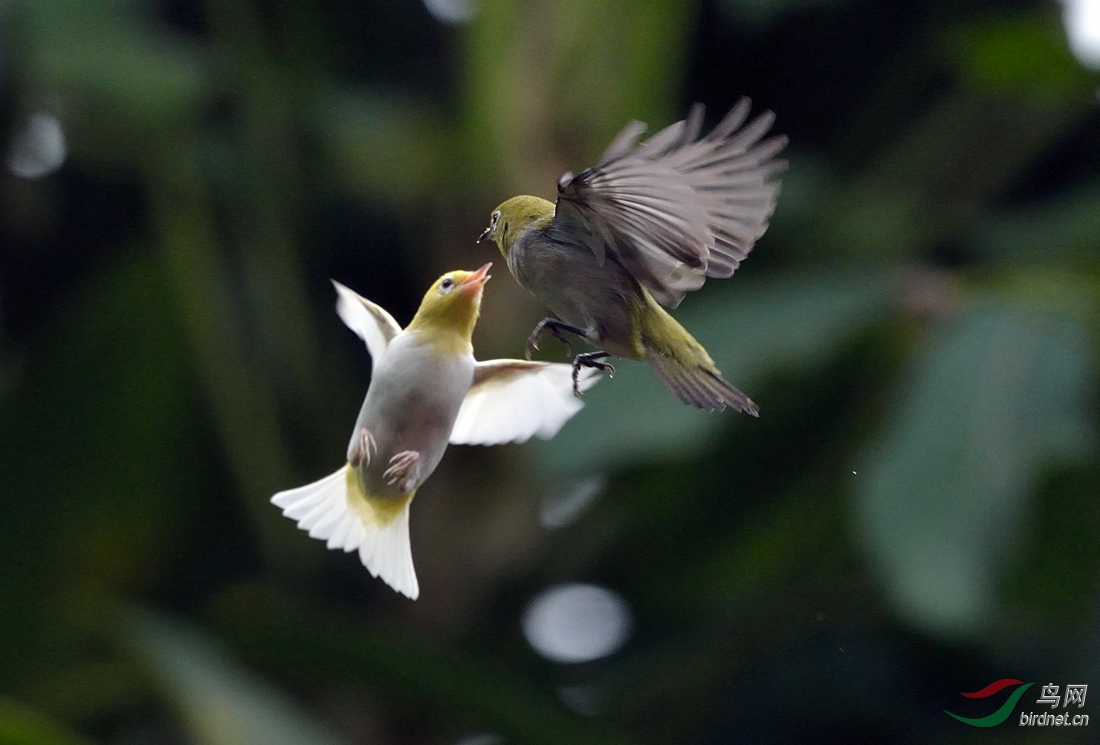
[640,294,758,416]
[271,465,419,599]
[647,353,758,415]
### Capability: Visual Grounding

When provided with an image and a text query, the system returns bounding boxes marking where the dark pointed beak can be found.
[477,226,492,243]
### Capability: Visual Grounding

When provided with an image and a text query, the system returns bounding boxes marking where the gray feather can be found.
[648,352,759,415]
[554,98,787,308]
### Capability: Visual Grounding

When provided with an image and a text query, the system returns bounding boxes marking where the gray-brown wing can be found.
[554,99,787,308]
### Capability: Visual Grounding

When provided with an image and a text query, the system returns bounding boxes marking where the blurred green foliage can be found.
[0,0,1098,743]
[0,699,95,745]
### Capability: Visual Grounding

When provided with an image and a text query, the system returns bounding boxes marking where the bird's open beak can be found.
[477,226,492,243]
[459,262,492,294]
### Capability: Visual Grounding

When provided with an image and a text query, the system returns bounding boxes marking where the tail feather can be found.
[639,292,758,415]
[648,352,759,415]
[359,505,417,597]
[326,511,356,551]
[271,465,420,599]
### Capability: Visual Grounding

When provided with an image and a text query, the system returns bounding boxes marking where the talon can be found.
[383,450,421,492]
[348,428,378,467]
[571,351,614,397]
[526,318,585,360]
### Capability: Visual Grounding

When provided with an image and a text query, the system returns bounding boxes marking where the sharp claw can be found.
[383,450,420,491]
[349,428,377,467]
[527,319,584,360]
[571,352,614,397]
[524,334,539,361]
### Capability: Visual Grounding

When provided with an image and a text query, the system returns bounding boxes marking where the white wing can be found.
[332,280,403,361]
[449,360,600,446]
[554,99,787,308]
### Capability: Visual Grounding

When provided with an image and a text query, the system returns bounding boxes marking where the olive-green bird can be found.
[479,99,787,414]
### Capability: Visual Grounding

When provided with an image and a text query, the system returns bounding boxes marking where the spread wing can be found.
[554,99,788,308]
[449,360,600,446]
[332,280,403,361]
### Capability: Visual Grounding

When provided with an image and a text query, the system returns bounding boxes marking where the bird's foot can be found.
[348,428,378,467]
[572,351,615,397]
[525,318,587,361]
[384,450,421,493]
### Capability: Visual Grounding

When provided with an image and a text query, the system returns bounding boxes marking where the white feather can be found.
[331,280,403,362]
[325,512,355,551]
[449,361,599,446]
[270,466,420,599]
[357,505,418,600]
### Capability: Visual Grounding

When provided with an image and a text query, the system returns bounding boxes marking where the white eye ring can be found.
[491,210,501,228]
[440,277,455,293]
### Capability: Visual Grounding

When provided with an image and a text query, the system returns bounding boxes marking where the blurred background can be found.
[1,0,1099,743]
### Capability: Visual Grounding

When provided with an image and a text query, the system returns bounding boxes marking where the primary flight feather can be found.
[271,265,597,599]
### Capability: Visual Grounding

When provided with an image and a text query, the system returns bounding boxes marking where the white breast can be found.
[351,331,475,495]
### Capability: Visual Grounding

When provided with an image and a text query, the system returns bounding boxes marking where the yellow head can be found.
[478,195,555,258]
[406,264,492,351]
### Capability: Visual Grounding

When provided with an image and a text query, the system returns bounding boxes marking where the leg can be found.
[572,351,615,397]
[348,428,378,467]
[525,318,588,360]
[383,450,421,493]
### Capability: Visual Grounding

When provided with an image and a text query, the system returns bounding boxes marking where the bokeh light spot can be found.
[1064,0,1100,69]
[522,583,631,663]
[423,0,476,25]
[8,112,67,179]
[540,474,605,529]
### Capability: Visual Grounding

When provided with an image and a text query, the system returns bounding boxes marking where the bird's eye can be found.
[440,277,455,293]
[491,210,501,228]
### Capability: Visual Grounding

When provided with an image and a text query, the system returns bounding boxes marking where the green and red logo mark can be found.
[945,679,1034,727]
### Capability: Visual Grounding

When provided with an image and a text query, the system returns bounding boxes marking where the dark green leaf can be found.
[855,301,1095,637]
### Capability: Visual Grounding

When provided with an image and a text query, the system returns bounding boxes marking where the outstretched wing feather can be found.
[555,98,787,307]
[449,360,599,446]
[332,280,403,362]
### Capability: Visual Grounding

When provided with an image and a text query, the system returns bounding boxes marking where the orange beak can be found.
[459,262,492,294]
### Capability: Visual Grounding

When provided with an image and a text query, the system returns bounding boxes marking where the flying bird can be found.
[480,99,786,414]
[272,265,597,599]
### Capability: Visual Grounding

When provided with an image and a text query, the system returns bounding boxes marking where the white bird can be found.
[271,264,598,599]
